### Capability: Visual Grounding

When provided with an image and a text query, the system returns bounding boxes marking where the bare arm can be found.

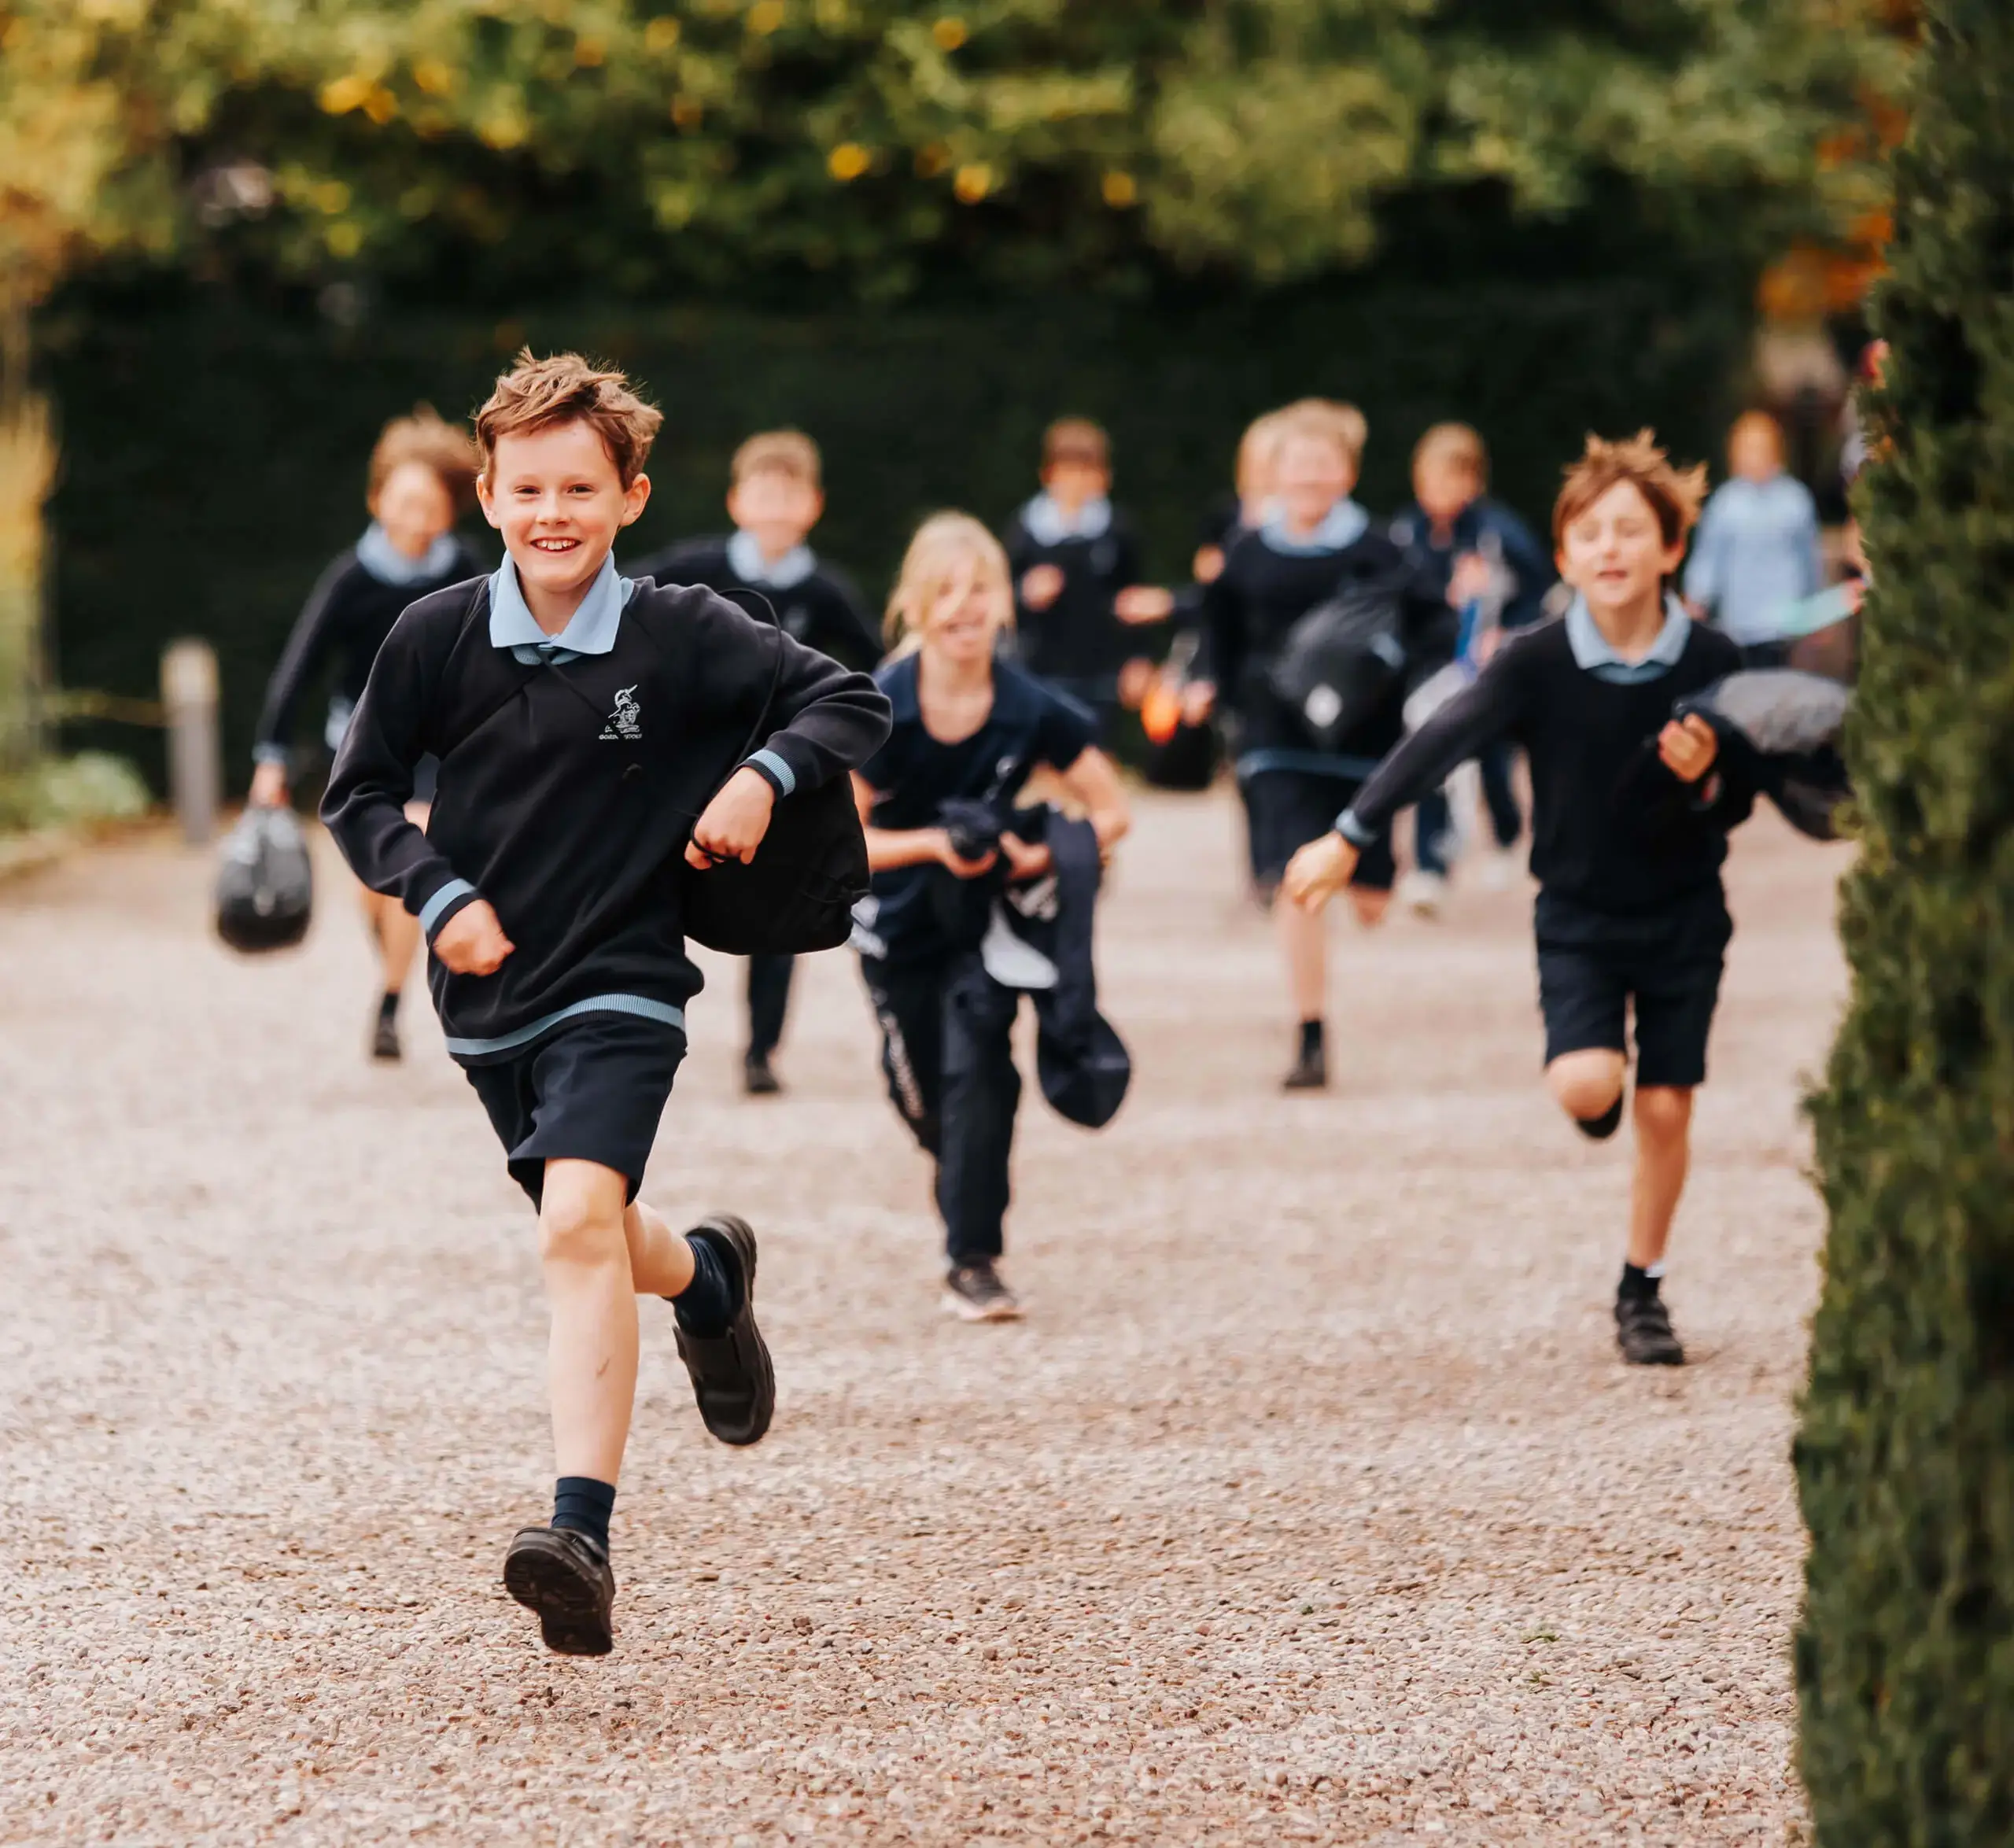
[1054,745,1130,852]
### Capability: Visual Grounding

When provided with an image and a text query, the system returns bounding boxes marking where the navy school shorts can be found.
[461,1009,687,1209]
[1240,768,1395,894]
[1534,887,1732,1090]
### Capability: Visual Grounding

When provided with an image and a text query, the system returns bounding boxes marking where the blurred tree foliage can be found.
[3,0,1898,310]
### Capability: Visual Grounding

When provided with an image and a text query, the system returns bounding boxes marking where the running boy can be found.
[1387,422,1556,905]
[250,408,485,1060]
[1005,417,1172,736]
[630,430,882,1096]
[1285,433,1750,1366]
[1193,398,1452,1090]
[853,513,1129,1322]
[322,352,890,1653]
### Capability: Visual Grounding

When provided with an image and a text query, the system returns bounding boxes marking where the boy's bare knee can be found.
[1547,1049,1625,1120]
[538,1162,629,1268]
[1633,1085,1694,1142]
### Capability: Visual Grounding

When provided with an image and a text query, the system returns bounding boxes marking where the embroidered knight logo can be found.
[600,685,643,742]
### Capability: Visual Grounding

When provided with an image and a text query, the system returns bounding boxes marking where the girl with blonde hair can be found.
[853,512,1131,1322]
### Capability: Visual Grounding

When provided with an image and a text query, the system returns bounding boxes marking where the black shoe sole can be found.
[743,1068,782,1096]
[502,1529,614,1656]
[675,1215,776,1446]
[1617,1341,1687,1367]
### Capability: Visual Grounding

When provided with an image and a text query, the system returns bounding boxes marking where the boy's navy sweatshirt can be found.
[1203,511,1453,764]
[1003,495,1149,688]
[629,534,883,673]
[1338,599,1752,914]
[321,562,891,1060]
[255,529,485,760]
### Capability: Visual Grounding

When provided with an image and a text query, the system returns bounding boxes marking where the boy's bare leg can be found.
[622,1197,696,1298]
[1276,897,1327,1021]
[1626,1086,1694,1269]
[1347,889,1391,929]
[373,896,421,994]
[538,1159,640,1484]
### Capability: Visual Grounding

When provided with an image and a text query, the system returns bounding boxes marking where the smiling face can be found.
[369,460,457,563]
[921,546,1012,671]
[476,419,651,612]
[1274,432,1356,533]
[726,466,822,559]
[1556,480,1686,625]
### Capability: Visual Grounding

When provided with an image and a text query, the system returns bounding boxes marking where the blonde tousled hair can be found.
[883,511,1014,655]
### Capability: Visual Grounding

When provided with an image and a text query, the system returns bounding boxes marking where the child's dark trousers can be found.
[862,952,1020,1265]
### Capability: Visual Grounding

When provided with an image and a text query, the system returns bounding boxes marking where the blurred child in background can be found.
[249,407,484,1061]
[1004,418,1172,737]
[1683,410,1822,668]
[1192,409,1287,587]
[1194,399,1451,1090]
[1387,422,1556,906]
[631,431,882,1096]
[853,514,1129,1322]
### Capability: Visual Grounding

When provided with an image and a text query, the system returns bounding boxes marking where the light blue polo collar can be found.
[727,528,818,589]
[1260,498,1370,556]
[488,554,635,665]
[356,522,461,587]
[1021,492,1112,546]
[1566,592,1693,684]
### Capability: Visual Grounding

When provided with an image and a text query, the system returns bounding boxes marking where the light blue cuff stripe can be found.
[252,743,289,766]
[747,748,797,796]
[443,994,687,1060]
[1336,810,1379,848]
[419,879,478,936]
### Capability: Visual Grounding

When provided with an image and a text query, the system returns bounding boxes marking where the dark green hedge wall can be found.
[41,277,1745,785]
[1795,2,2014,1842]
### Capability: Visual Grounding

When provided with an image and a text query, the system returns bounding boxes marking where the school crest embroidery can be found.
[600,685,643,742]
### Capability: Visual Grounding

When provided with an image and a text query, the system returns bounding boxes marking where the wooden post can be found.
[160,639,219,845]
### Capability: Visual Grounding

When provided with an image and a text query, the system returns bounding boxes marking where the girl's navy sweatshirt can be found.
[255,536,485,760]
[321,573,891,1060]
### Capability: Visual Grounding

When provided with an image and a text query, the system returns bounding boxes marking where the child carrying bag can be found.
[677,589,872,957]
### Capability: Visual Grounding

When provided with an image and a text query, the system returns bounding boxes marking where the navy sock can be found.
[552,1476,615,1552]
[1298,1018,1325,1059]
[1618,1262,1663,1302]
[378,990,400,1023]
[671,1231,741,1339]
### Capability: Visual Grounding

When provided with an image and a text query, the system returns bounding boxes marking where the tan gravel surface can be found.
[0,792,1846,1846]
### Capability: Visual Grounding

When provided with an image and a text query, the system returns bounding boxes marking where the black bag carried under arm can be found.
[1265,563,1413,753]
[676,590,872,956]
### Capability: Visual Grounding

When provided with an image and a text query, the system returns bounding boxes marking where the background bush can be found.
[43,274,1746,785]
[1795,2,2014,1839]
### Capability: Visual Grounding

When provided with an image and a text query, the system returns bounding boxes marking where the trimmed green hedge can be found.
[1795,4,2014,1841]
[42,278,1746,785]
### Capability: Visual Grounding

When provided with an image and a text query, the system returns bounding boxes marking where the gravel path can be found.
[0,792,1846,1846]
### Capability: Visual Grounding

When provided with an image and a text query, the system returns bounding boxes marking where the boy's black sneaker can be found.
[502,1525,615,1656]
[942,1260,1024,1322]
[371,1014,402,1062]
[1282,1045,1328,1091]
[672,1215,775,1445]
[743,1052,782,1096]
[1614,1293,1686,1366]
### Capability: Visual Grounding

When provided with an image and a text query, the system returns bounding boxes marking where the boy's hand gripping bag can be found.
[1674,669,1852,841]
[215,806,315,953]
[677,588,872,957]
[1267,563,1412,753]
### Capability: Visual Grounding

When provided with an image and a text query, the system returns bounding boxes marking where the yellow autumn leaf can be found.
[827,142,871,182]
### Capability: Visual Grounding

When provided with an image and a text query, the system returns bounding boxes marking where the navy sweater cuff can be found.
[741,748,798,799]
[419,878,480,942]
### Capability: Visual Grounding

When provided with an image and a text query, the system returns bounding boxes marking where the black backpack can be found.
[677,591,872,957]
[216,806,315,953]
[1267,563,1413,752]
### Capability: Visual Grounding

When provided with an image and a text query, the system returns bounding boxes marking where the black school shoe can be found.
[1614,1293,1687,1366]
[503,1525,616,1656]
[673,1215,775,1446]
[371,1011,401,1062]
[743,1052,782,1096]
[943,1260,1024,1322]
[1281,1044,1328,1091]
